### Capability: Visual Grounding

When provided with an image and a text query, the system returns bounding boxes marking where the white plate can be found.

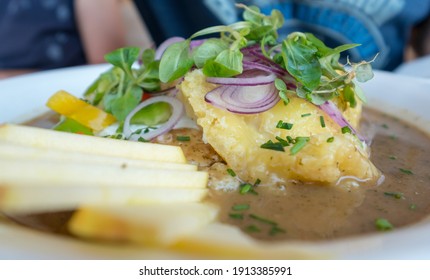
[0,65,430,259]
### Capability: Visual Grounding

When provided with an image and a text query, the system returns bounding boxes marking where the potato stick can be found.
[68,203,218,246]
[0,159,207,189]
[0,184,208,213]
[0,124,186,163]
[0,142,197,171]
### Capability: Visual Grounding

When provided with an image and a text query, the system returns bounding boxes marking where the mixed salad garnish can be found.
[55,4,374,143]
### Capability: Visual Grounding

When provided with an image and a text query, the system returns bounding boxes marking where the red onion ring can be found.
[205,83,280,114]
[123,96,184,141]
[318,101,366,142]
[206,70,276,86]
[155,37,185,60]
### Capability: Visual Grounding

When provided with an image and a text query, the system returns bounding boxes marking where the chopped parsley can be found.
[319,116,326,128]
[389,155,397,160]
[399,168,413,175]
[326,136,335,143]
[275,136,290,147]
[239,183,253,194]
[229,213,244,220]
[290,137,310,155]
[232,204,250,211]
[375,218,394,231]
[341,126,352,134]
[245,225,261,233]
[301,113,311,117]
[260,140,285,152]
[269,226,286,236]
[384,192,404,199]
[226,168,236,177]
[249,214,277,226]
[276,120,294,130]
[176,135,191,141]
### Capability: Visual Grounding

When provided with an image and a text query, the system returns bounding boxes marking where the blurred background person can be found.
[0,0,148,79]
[133,0,430,71]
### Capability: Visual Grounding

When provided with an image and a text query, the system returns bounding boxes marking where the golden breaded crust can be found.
[178,70,380,186]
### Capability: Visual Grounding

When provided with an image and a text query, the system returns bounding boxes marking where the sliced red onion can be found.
[242,60,286,78]
[206,70,276,86]
[155,37,185,60]
[318,101,366,142]
[123,96,184,141]
[248,50,290,76]
[205,83,280,114]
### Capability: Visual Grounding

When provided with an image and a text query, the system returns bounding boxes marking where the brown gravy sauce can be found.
[12,108,430,242]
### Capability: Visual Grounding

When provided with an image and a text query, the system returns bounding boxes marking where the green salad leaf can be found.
[159,40,193,83]
[80,3,374,125]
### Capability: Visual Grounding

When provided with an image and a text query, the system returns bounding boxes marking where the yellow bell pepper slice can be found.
[46,90,116,131]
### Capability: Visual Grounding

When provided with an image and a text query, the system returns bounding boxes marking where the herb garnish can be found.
[83,3,372,132]
[276,120,293,130]
[249,214,277,226]
[176,135,191,141]
[239,181,259,195]
[245,225,261,233]
[290,137,310,155]
[229,213,244,220]
[301,113,311,117]
[319,116,326,128]
[232,204,250,211]
[260,140,285,152]
[239,183,253,194]
[341,126,352,134]
[399,168,414,175]
[226,168,236,177]
[375,218,394,231]
[275,136,290,147]
[384,192,404,199]
[249,214,286,235]
[326,136,335,143]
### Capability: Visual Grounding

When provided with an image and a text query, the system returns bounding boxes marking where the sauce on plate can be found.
[13,108,430,242]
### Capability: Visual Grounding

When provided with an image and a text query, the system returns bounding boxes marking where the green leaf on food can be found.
[130,102,172,126]
[343,84,357,108]
[84,67,122,106]
[159,40,193,83]
[110,85,142,121]
[104,47,140,74]
[203,49,243,77]
[282,34,322,91]
[192,38,229,68]
[354,62,374,82]
[140,48,155,66]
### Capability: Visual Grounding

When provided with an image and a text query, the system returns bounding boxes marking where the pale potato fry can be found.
[0,183,208,213]
[68,203,219,246]
[0,159,207,190]
[0,124,186,163]
[0,141,197,171]
[171,222,325,259]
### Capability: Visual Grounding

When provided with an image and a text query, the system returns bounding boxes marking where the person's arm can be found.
[74,0,126,64]
[0,69,35,79]
[409,16,430,58]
